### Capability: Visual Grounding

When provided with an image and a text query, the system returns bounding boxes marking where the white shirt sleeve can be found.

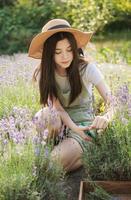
[83,63,104,85]
[81,63,104,96]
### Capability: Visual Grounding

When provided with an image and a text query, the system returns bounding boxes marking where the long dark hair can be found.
[37,32,87,106]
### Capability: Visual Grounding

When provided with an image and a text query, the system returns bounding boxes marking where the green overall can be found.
[55,72,96,151]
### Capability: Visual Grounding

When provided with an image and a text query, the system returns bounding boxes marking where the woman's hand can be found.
[74,126,92,141]
[88,115,109,131]
[77,116,109,136]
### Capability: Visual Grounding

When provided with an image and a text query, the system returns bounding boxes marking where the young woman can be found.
[28,19,114,172]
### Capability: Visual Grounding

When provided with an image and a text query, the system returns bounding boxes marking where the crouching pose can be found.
[28,19,114,172]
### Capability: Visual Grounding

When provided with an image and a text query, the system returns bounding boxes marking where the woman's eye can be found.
[55,51,61,55]
[55,48,72,54]
[67,48,72,52]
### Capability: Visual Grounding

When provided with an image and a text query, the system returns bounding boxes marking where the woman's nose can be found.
[61,52,68,59]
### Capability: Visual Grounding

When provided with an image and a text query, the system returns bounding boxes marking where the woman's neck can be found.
[55,67,67,77]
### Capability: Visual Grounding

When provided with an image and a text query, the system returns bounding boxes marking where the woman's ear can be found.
[78,48,84,57]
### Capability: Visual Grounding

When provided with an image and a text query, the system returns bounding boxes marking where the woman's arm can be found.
[53,98,92,140]
[90,80,116,130]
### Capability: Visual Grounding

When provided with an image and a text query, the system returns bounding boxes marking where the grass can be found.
[0,31,130,117]
[94,30,131,49]
[0,30,130,199]
[0,81,40,118]
[92,30,131,65]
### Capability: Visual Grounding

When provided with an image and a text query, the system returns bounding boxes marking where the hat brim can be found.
[28,28,93,59]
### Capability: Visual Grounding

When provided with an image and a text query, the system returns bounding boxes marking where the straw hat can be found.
[28,19,93,59]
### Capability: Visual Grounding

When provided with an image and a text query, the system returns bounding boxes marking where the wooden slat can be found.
[83,181,131,193]
[78,181,131,200]
[78,181,84,200]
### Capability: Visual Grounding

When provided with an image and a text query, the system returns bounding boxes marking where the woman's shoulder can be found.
[79,62,98,76]
[80,62,104,85]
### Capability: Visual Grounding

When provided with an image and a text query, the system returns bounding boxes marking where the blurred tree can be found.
[104,0,131,31]
[0,0,131,54]
[0,0,15,7]
[0,0,55,54]
[52,0,114,32]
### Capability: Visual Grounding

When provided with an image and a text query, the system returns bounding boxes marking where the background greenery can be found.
[0,0,131,57]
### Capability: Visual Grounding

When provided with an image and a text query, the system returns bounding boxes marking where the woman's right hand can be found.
[74,126,92,141]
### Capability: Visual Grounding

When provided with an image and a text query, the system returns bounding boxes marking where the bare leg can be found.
[51,137,83,172]
[34,108,83,171]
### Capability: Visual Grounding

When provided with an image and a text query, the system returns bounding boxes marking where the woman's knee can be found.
[51,148,82,172]
[50,138,83,171]
[51,147,70,171]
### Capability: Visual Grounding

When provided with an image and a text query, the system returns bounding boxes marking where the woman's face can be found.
[54,38,73,71]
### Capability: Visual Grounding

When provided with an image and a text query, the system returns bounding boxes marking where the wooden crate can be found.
[79,181,131,200]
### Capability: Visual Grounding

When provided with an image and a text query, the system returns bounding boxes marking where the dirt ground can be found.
[64,167,85,200]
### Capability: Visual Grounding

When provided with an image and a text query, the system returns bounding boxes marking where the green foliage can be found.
[0,143,35,200]
[83,82,131,181]
[86,184,111,200]
[111,0,131,21]
[54,0,131,32]
[0,0,15,7]
[103,0,131,31]
[99,43,131,65]
[86,30,131,65]
[30,144,66,200]
[0,107,66,200]
[0,0,131,54]
[0,0,54,54]
[0,140,66,199]
[94,44,131,65]
[54,0,114,32]
[0,55,67,199]
[82,112,131,181]
[0,81,40,118]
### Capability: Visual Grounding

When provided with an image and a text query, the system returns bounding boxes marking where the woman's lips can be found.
[61,61,69,64]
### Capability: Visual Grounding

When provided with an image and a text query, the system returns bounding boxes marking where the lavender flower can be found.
[42,129,49,140]
[116,84,129,105]
[0,107,37,146]
[0,54,39,86]
[44,146,49,157]
[34,147,40,156]
[32,135,40,145]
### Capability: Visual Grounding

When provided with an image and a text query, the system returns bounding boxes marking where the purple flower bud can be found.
[3,139,8,145]
[34,147,40,156]
[44,146,49,157]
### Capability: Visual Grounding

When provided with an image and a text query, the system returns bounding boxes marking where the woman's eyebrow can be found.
[55,45,71,50]
[55,48,61,50]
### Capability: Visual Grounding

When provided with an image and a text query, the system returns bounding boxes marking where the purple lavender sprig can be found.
[0,107,37,146]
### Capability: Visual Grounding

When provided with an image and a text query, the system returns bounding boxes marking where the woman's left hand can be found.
[89,115,109,130]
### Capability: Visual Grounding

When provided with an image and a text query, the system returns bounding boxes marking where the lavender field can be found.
[0,53,130,116]
[0,54,40,117]
[0,53,67,199]
[0,53,130,199]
